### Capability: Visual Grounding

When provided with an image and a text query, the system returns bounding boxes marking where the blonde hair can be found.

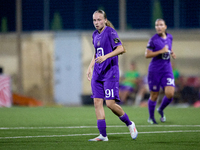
[93,10,126,53]
[156,18,166,25]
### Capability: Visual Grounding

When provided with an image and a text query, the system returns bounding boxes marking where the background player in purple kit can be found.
[86,10,138,141]
[145,19,176,124]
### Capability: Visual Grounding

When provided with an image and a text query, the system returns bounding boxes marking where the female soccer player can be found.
[145,19,176,124]
[87,10,138,141]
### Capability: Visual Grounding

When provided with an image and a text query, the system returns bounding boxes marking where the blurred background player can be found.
[87,10,138,141]
[119,61,140,104]
[171,61,181,104]
[145,19,176,124]
[134,75,150,106]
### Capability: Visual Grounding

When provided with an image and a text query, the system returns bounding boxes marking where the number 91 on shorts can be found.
[91,80,120,101]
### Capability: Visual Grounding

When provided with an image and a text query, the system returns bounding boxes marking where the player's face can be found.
[155,20,167,35]
[93,12,106,32]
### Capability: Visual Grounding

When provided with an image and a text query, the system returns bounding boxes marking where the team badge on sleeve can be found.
[114,38,120,43]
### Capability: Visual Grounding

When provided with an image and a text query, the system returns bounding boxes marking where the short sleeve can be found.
[108,28,122,49]
[146,39,154,51]
[92,32,95,45]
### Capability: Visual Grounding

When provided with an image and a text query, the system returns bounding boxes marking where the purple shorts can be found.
[91,79,120,102]
[119,85,134,92]
[148,71,175,92]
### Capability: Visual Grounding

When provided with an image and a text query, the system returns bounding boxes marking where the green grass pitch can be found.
[0,106,200,150]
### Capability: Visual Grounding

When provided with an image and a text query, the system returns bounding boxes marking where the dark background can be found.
[0,0,199,32]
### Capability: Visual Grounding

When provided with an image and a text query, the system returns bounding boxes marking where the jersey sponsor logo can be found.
[114,38,120,43]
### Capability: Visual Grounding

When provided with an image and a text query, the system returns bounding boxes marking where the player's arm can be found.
[145,46,168,58]
[171,49,176,59]
[95,45,124,63]
[87,54,95,81]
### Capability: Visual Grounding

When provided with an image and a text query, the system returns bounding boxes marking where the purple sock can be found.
[97,119,107,137]
[119,113,132,126]
[159,96,173,112]
[148,99,157,120]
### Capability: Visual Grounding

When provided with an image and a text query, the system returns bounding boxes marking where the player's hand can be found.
[95,56,107,64]
[171,51,176,59]
[160,46,169,54]
[87,68,92,81]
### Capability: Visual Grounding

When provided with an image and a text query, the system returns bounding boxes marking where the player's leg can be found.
[148,91,159,124]
[135,85,148,106]
[147,72,160,124]
[94,98,105,119]
[105,100,138,139]
[157,72,175,122]
[104,81,138,139]
[119,90,130,104]
[165,86,175,100]
[157,86,175,122]
[89,80,108,141]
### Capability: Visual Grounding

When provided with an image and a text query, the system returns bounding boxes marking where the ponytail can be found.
[106,20,126,54]
[105,20,115,29]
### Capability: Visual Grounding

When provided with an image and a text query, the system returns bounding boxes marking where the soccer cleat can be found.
[88,134,108,141]
[160,116,166,122]
[128,121,138,140]
[147,118,158,124]
[157,108,166,122]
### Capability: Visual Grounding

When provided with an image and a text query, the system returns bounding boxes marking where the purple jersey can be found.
[147,33,173,72]
[92,26,122,81]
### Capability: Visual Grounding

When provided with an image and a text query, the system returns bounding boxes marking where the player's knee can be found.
[93,98,103,108]
[106,103,112,109]
[150,92,159,101]
[165,86,175,98]
[165,92,174,99]
[105,101,114,109]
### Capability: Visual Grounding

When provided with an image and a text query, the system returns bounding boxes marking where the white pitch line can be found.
[0,130,200,139]
[0,125,200,130]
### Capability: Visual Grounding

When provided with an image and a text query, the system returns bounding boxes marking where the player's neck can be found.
[158,33,167,39]
[98,26,106,33]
